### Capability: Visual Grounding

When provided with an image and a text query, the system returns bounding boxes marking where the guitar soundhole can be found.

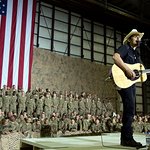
[132,69,140,80]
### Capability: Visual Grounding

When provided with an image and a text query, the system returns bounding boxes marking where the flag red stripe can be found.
[28,0,36,90]
[18,0,28,89]
[7,0,18,87]
[0,16,7,88]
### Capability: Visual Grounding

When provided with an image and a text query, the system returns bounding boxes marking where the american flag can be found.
[0,0,36,91]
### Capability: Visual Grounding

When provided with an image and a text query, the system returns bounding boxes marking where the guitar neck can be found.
[141,69,150,74]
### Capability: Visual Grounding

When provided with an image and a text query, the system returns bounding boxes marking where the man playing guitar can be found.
[113,29,144,148]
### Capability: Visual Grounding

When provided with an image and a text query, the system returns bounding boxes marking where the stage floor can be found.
[20,132,148,150]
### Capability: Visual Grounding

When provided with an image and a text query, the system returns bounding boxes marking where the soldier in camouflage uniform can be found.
[73,93,79,114]
[26,90,32,104]
[9,91,17,114]
[57,93,64,117]
[85,94,91,114]
[1,118,11,135]
[67,94,74,117]
[132,116,144,133]
[33,89,39,104]
[78,97,85,116]
[32,119,41,132]
[18,91,26,116]
[49,115,58,137]
[105,100,114,116]
[32,89,39,117]
[44,93,52,118]
[58,114,70,134]
[40,112,46,125]
[9,115,19,132]
[69,118,77,132]
[61,93,68,115]
[90,98,96,116]
[100,114,107,132]
[0,91,3,109]
[10,85,17,95]
[32,119,41,137]
[2,91,10,115]
[0,109,4,122]
[2,85,7,96]
[75,114,83,131]
[96,98,102,116]
[143,116,150,133]
[26,95,36,116]
[36,95,44,116]
[17,114,26,132]
[52,91,59,113]
[82,113,92,132]
[21,117,32,137]
[91,118,102,133]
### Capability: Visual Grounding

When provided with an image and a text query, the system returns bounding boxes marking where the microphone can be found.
[137,39,150,46]
[141,39,150,42]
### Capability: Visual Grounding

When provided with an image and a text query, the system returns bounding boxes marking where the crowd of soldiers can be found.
[0,85,150,138]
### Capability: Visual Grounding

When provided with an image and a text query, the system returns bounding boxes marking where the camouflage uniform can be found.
[52,93,59,113]
[18,92,26,116]
[26,96,36,116]
[44,94,52,118]
[73,96,79,114]
[2,92,10,114]
[132,121,144,133]
[69,119,77,132]
[57,94,64,116]
[9,92,17,113]
[17,115,26,132]
[143,122,150,133]
[78,97,85,116]
[90,99,96,116]
[0,93,3,109]
[58,115,70,133]
[32,120,41,132]
[85,97,91,114]
[96,98,102,116]
[67,97,74,117]
[9,116,19,132]
[82,118,91,132]
[36,95,44,116]
[105,100,114,116]
[61,98,68,115]
[21,118,32,137]
[1,118,11,134]
[49,116,58,137]
[91,119,102,133]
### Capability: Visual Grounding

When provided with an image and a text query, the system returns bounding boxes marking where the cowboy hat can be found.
[123,29,144,44]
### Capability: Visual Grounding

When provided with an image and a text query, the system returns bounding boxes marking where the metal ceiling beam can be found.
[42,0,150,26]
[87,0,150,25]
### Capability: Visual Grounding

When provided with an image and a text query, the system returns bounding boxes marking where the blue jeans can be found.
[118,84,136,141]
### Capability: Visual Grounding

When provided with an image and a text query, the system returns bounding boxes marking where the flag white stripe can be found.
[12,0,23,87]
[23,0,33,91]
[1,0,13,87]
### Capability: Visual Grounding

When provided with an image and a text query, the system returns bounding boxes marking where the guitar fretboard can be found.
[140,69,150,74]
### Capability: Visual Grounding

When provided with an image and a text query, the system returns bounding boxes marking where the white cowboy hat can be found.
[123,29,144,44]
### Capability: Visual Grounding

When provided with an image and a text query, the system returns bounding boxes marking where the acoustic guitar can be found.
[111,63,149,88]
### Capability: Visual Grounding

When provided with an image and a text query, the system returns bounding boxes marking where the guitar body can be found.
[112,63,147,89]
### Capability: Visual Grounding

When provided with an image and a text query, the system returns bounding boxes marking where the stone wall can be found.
[31,48,119,110]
